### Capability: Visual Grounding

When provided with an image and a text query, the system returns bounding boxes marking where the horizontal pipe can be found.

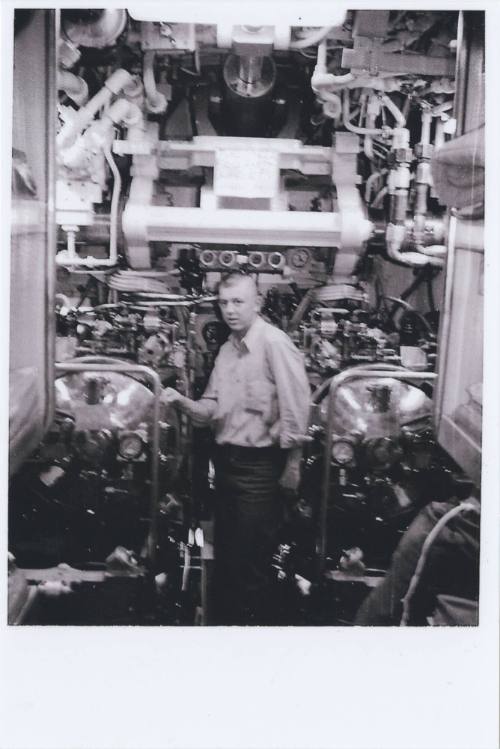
[122,204,372,248]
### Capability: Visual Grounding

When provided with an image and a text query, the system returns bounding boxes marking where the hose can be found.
[288,288,316,333]
[371,186,388,209]
[343,90,385,135]
[400,499,480,626]
[312,376,334,404]
[384,296,433,334]
[365,170,386,202]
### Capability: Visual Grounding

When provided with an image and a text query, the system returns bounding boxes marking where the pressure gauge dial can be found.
[331,439,356,466]
[118,431,145,460]
[289,248,310,268]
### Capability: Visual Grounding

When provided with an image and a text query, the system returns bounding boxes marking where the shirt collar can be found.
[230,315,264,353]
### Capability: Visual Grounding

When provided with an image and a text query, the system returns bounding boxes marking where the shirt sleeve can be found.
[180,365,218,427]
[265,333,311,449]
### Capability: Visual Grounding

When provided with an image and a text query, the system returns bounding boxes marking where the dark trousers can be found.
[212,445,287,625]
[355,501,480,626]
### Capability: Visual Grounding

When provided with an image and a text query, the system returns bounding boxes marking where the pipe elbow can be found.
[105,98,144,128]
[379,93,406,127]
[143,51,168,114]
[104,68,134,95]
[386,224,444,267]
[57,70,89,106]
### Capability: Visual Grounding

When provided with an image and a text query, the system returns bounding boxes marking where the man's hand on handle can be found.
[161,387,184,407]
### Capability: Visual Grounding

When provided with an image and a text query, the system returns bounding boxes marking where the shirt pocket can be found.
[244,378,271,415]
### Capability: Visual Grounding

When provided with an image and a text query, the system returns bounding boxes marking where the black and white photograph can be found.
[1,2,498,748]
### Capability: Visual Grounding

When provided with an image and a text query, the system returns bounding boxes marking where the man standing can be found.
[162,272,310,625]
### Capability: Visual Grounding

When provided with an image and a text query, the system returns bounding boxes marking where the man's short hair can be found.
[218,270,257,292]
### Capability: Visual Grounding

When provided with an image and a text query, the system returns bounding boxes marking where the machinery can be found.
[8,7,484,625]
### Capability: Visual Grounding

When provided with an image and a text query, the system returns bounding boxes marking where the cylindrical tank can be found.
[222,54,276,137]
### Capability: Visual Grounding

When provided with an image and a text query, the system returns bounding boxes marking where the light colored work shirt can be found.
[181,316,310,449]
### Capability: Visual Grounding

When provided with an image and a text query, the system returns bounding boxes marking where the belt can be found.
[215,443,283,461]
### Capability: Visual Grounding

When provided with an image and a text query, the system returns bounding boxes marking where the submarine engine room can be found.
[7,5,485,628]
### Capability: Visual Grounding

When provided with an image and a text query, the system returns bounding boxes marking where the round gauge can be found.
[290,248,310,269]
[331,439,355,466]
[118,431,144,460]
[220,251,236,267]
[200,250,216,268]
[268,252,284,269]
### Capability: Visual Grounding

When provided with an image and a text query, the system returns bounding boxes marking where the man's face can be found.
[218,277,260,336]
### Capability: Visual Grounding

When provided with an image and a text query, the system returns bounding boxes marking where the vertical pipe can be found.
[45,10,57,434]
[420,109,432,146]
[433,215,457,431]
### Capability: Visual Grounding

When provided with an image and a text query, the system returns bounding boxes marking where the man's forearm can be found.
[285,446,303,468]
[177,395,217,425]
